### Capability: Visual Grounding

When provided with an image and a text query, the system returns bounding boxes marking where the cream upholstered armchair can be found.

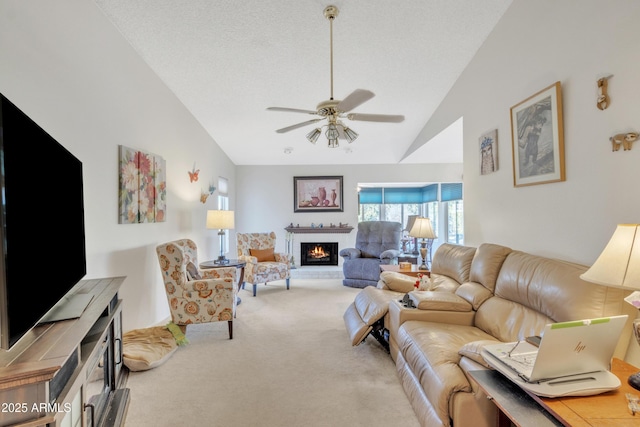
[156,239,237,339]
[236,232,291,296]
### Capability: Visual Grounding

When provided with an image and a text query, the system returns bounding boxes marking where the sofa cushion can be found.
[397,321,497,425]
[378,271,417,293]
[431,244,476,285]
[468,243,512,292]
[455,282,494,310]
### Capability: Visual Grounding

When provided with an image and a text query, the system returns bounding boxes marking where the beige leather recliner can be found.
[343,243,477,349]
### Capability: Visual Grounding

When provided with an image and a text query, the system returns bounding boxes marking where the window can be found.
[357,183,463,246]
[441,183,464,244]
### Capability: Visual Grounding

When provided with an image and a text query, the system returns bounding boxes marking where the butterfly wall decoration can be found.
[188,163,200,183]
[199,182,216,204]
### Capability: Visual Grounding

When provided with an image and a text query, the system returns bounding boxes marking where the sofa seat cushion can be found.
[397,321,497,425]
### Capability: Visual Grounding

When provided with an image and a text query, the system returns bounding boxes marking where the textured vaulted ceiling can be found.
[94,0,513,165]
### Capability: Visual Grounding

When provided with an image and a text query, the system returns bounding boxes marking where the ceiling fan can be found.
[267,5,405,148]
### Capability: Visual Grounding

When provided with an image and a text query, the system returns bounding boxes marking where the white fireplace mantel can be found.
[285,226,353,234]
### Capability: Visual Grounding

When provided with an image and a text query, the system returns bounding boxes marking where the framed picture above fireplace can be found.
[293,176,343,213]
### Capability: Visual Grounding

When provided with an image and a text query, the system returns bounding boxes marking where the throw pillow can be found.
[379,271,417,293]
[186,262,202,280]
[250,248,276,262]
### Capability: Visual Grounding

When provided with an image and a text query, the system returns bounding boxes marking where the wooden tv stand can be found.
[0,277,129,427]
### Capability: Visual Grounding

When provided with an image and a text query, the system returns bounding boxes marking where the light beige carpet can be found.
[124,279,420,426]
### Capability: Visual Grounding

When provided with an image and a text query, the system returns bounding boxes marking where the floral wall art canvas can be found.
[119,145,166,223]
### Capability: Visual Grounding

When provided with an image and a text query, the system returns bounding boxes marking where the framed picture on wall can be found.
[293,176,343,212]
[510,81,565,187]
[479,129,498,175]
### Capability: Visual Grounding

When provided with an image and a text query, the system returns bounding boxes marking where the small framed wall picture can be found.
[479,129,498,175]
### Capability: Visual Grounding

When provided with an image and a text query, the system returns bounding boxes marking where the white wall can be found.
[413,0,640,264]
[413,0,640,363]
[236,163,462,256]
[0,1,236,331]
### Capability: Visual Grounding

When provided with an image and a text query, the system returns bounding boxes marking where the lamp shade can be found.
[580,224,640,290]
[409,217,436,239]
[206,210,235,230]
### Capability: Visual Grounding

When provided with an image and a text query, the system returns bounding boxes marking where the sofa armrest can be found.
[187,277,236,295]
[200,267,237,281]
[380,249,401,260]
[238,254,258,265]
[274,252,291,266]
[409,291,473,311]
[339,248,361,260]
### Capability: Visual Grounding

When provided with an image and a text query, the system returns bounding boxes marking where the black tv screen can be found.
[0,93,86,350]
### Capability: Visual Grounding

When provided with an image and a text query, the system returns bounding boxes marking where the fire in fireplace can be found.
[300,242,338,266]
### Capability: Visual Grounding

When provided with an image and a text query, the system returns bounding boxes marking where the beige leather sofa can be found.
[347,243,634,427]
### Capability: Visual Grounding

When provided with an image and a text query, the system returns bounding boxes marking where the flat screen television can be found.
[0,92,87,350]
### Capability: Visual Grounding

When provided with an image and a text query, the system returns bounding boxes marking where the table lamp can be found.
[580,224,640,390]
[409,217,436,270]
[206,210,235,265]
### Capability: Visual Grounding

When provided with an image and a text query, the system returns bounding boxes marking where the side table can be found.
[469,358,640,427]
[379,264,430,278]
[200,259,246,304]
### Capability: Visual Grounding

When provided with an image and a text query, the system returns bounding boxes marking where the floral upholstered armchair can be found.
[156,239,237,339]
[236,232,291,297]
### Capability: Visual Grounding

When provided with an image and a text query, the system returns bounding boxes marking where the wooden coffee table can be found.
[379,264,430,277]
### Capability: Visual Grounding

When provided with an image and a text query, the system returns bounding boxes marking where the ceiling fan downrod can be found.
[324,5,339,101]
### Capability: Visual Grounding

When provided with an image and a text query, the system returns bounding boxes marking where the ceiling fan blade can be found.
[267,107,318,115]
[275,119,322,134]
[347,113,405,123]
[336,89,375,112]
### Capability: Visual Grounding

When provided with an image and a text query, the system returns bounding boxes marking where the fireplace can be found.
[300,242,339,266]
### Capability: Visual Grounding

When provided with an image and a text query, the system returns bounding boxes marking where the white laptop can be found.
[481,314,628,397]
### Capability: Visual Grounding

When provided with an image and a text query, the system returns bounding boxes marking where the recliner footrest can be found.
[344,303,373,345]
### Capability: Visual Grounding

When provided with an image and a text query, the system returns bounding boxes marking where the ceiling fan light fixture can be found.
[306,128,321,144]
[267,5,404,149]
[343,126,358,143]
[326,123,340,148]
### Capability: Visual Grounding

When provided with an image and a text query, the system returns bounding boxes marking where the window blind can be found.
[441,183,463,202]
[359,188,383,204]
[421,184,438,203]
